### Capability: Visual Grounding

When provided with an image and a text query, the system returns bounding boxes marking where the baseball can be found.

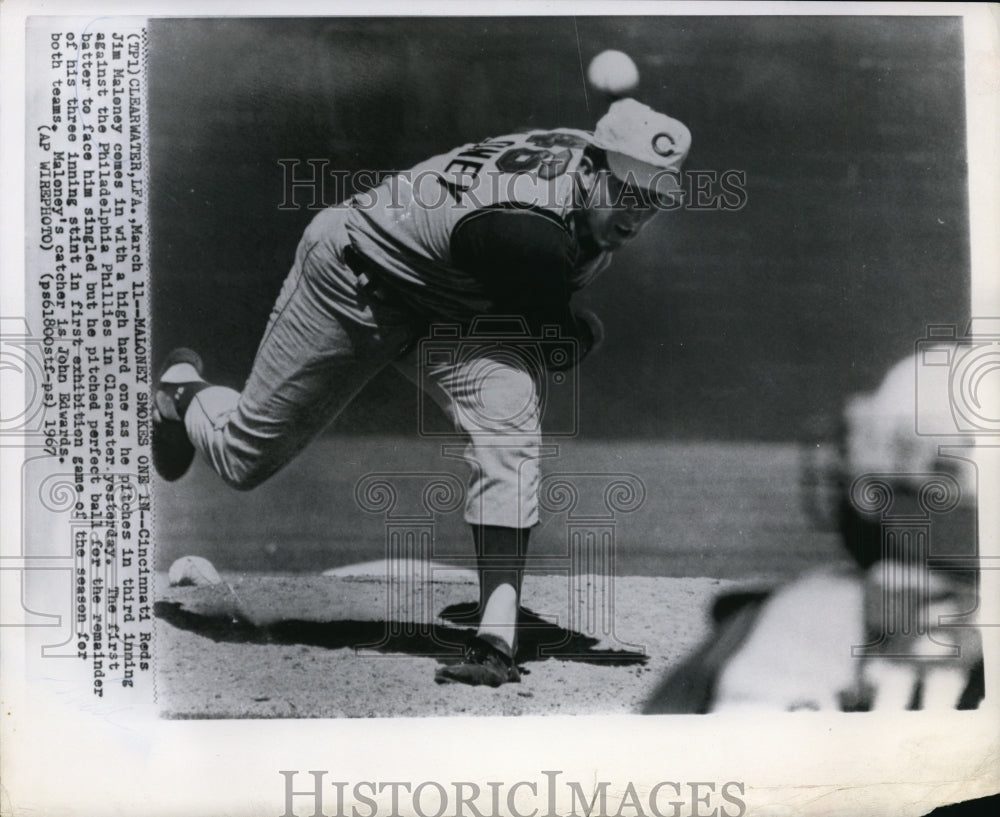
[587,49,639,95]
[168,554,223,587]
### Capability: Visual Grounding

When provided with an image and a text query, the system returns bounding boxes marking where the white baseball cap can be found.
[593,98,691,201]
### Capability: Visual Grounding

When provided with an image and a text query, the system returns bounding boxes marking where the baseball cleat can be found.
[153,348,206,482]
[435,634,520,687]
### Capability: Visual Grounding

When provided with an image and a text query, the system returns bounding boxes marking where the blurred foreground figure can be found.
[644,347,983,713]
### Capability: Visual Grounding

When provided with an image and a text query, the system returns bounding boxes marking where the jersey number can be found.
[494,132,587,180]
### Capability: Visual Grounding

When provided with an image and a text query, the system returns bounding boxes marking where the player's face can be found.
[582,171,661,250]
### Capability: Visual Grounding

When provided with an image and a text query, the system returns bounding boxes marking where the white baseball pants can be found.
[181,207,544,528]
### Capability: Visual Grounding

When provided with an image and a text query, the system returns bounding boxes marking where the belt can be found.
[342,243,429,346]
[343,243,382,293]
[343,243,413,314]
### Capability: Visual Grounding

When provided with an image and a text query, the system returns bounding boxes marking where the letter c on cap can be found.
[652,133,676,156]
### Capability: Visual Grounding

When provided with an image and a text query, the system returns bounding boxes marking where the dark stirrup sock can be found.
[156,347,209,421]
[472,523,531,614]
[163,381,210,420]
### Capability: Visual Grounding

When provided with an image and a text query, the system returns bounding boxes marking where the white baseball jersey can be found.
[344,128,611,321]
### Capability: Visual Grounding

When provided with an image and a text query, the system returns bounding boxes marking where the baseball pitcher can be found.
[153,99,691,686]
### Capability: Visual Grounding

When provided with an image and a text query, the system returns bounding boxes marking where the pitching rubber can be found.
[168,555,223,587]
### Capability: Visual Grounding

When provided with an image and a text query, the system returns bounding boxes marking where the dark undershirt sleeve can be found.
[450,208,594,357]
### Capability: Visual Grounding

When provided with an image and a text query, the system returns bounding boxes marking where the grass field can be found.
[155,437,850,582]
